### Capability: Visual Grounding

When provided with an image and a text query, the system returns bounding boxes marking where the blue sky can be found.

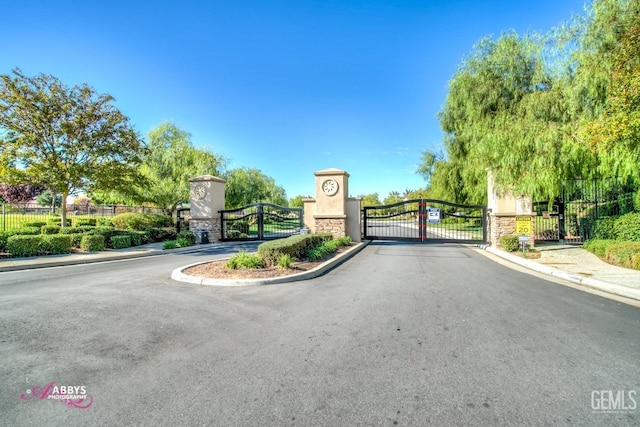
[2,0,587,200]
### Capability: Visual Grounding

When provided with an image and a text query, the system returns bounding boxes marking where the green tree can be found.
[358,193,381,207]
[0,69,144,227]
[224,167,287,208]
[288,195,305,208]
[36,190,62,212]
[136,121,226,214]
[383,191,402,206]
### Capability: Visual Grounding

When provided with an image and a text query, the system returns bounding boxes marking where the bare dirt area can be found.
[183,245,354,279]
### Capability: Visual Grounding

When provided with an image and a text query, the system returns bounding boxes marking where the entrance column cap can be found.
[314,168,349,177]
[189,175,226,183]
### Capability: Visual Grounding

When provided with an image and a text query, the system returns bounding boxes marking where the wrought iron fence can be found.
[534,178,636,243]
[220,203,303,241]
[1,202,166,231]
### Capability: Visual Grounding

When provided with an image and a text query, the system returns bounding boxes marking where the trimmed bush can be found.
[257,233,332,266]
[177,230,196,246]
[68,233,85,248]
[129,231,144,246]
[11,227,41,236]
[96,217,113,227]
[110,235,132,249]
[499,235,520,252]
[21,220,47,228]
[41,225,61,235]
[0,231,11,252]
[111,213,172,231]
[75,217,97,226]
[81,235,105,252]
[47,217,71,227]
[60,225,96,234]
[7,235,42,257]
[145,227,177,242]
[40,235,72,255]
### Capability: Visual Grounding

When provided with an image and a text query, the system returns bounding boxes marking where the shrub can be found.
[593,217,618,240]
[11,227,41,236]
[277,253,294,269]
[176,237,191,247]
[499,235,520,252]
[68,233,85,248]
[41,225,61,235]
[145,227,176,242]
[47,217,71,227]
[81,235,105,252]
[7,235,42,257]
[40,235,72,255]
[308,239,342,261]
[128,231,144,246]
[163,241,178,249]
[604,242,640,270]
[96,217,113,227]
[21,220,47,228]
[75,217,97,226]
[0,231,11,252]
[87,226,120,248]
[227,251,265,269]
[583,239,618,258]
[110,235,132,249]
[257,234,332,266]
[177,230,196,246]
[336,236,351,246]
[112,213,172,231]
[60,225,96,234]
[613,213,640,242]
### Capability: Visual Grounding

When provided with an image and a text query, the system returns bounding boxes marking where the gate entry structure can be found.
[362,199,487,244]
[220,203,303,241]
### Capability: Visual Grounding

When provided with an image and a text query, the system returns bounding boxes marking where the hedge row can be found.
[1,226,182,257]
[257,233,333,265]
[7,235,73,257]
[583,240,640,270]
[591,212,640,241]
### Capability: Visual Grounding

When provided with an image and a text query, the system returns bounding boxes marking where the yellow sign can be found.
[515,216,531,234]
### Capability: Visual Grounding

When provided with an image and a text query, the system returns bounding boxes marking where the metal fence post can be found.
[257,203,264,240]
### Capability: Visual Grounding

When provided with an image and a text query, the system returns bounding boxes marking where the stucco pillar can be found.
[487,170,535,248]
[188,175,226,242]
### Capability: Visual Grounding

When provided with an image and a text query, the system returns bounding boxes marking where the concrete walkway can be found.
[1,240,639,303]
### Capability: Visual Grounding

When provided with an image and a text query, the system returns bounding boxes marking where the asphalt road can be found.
[1,242,639,426]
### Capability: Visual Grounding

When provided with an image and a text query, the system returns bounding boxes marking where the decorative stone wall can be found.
[188,218,222,242]
[314,217,346,238]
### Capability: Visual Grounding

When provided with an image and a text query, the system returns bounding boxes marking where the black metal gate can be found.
[362,199,487,244]
[220,203,303,241]
[176,207,190,233]
[534,178,635,244]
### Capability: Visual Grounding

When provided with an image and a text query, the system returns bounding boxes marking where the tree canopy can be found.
[133,121,226,214]
[224,167,287,209]
[418,0,639,204]
[0,69,144,225]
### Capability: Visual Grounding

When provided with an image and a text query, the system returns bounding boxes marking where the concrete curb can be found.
[171,241,370,286]
[483,246,640,302]
[0,244,212,272]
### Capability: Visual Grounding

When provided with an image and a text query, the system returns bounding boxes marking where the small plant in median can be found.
[276,253,294,269]
[227,251,265,269]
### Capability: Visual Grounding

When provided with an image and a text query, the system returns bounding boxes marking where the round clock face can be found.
[322,179,339,196]
[192,184,207,200]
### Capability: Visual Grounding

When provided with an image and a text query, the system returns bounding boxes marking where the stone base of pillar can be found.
[488,214,535,249]
[189,217,222,242]
[314,217,346,238]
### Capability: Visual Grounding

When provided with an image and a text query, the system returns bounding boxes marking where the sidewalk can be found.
[484,242,640,302]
